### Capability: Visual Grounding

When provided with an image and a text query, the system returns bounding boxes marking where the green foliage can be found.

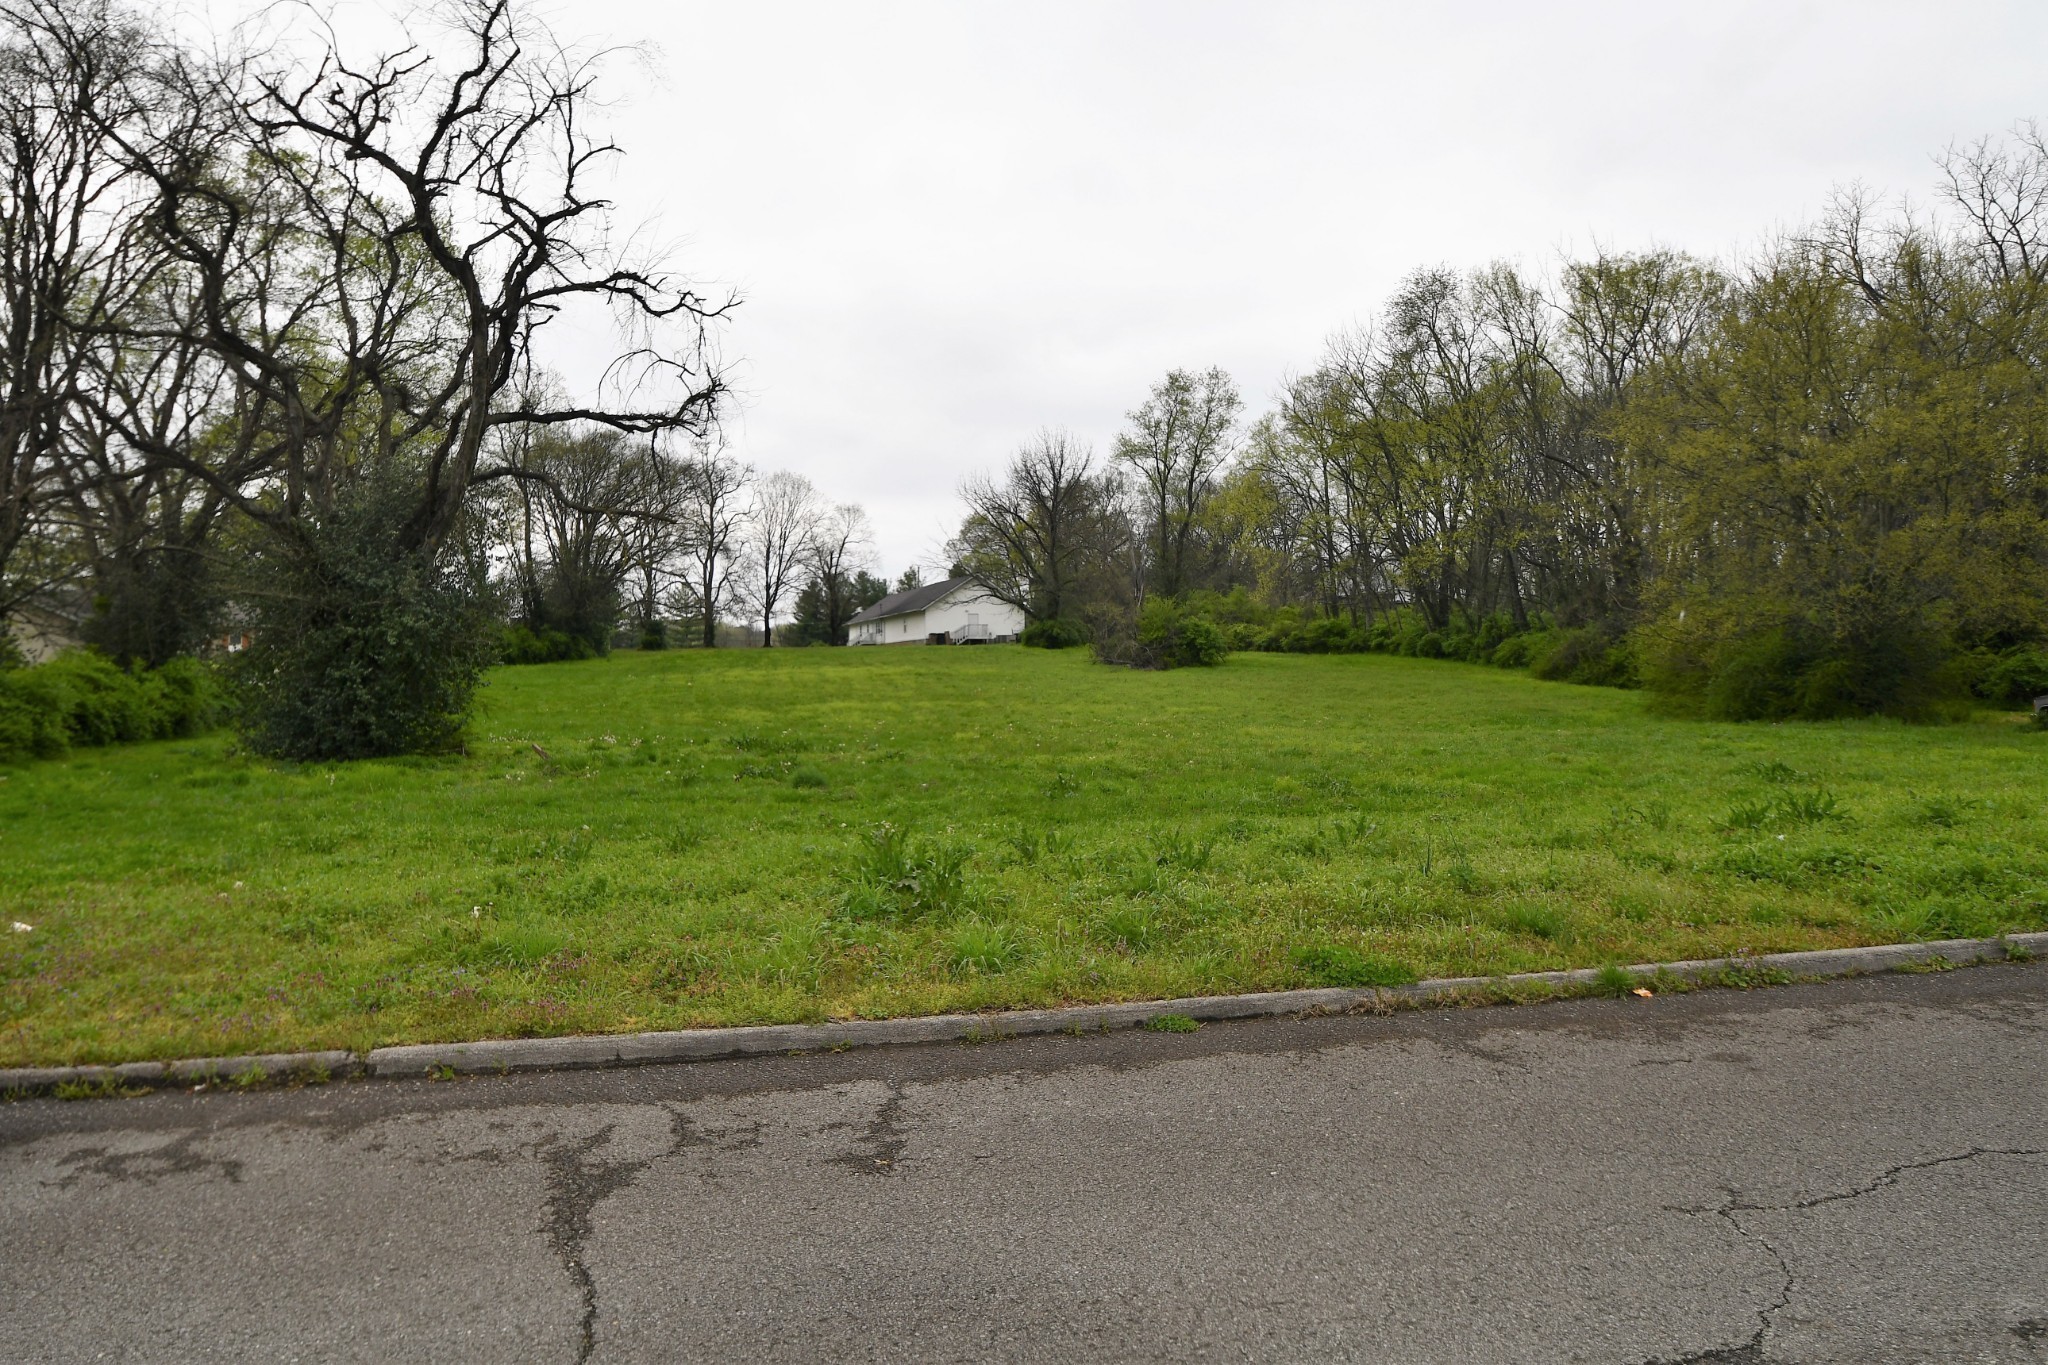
[1115,597,1227,669]
[231,486,496,761]
[1591,965,1638,997]
[1644,614,1960,721]
[949,919,1021,974]
[1143,1013,1201,1033]
[1970,646,2048,707]
[0,651,223,764]
[6,647,2047,1067]
[499,624,603,665]
[1290,944,1417,988]
[839,822,973,919]
[1021,617,1088,649]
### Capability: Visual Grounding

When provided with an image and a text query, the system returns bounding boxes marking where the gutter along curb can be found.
[6,932,2043,1097]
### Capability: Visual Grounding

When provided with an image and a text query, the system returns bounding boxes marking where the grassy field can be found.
[2,646,2045,1067]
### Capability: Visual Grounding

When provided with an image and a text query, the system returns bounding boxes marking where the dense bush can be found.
[1087,598,1226,669]
[1528,625,1638,689]
[499,623,604,665]
[1970,646,2048,707]
[0,651,223,763]
[1641,611,1960,721]
[1021,617,1088,649]
[232,487,497,761]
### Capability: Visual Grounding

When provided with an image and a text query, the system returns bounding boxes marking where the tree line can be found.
[955,132,2048,715]
[488,424,897,658]
[0,0,839,757]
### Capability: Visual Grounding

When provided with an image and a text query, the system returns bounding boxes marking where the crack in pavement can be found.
[541,1108,704,1364]
[1693,1146,2048,1216]
[1651,1147,2048,1365]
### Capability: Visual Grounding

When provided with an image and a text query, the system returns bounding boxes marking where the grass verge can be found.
[3,646,2044,1066]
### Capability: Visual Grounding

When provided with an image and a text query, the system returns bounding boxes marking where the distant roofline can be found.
[846,575,990,625]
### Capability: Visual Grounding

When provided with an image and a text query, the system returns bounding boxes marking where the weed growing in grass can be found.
[1144,1013,1201,1033]
[1290,944,1418,988]
[1776,789,1845,824]
[1148,828,1216,873]
[1718,788,1848,834]
[52,1075,144,1101]
[1488,903,1569,941]
[1591,965,1637,996]
[1912,794,1977,828]
[1097,905,1162,951]
[790,766,829,789]
[1719,800,1775,832]
[950,919,1022,974]
[839,823,972,919]
[1746,759,1803,784]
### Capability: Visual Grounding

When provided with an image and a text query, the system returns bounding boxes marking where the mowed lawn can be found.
[3,646,2045,1067]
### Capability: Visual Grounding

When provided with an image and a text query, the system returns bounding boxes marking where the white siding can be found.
[922,586,1024,640]
[848,582,1024,644]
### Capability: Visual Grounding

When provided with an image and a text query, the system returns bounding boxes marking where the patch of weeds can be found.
[429,1063,458,1082]
[1719,800,1775,833]
[1911,794,1974,829]
[1097,904,1163,951]
[1776,788,1846,825]
[1291,944,1417,988]
[789,766,829,789]
[1143,1013,1201,1033]
[1590,964,1637,997]
[1894,954,1959,974]
[2005,937,2035,963]
[838,822,972,920]
[1746,759,1803,784]
[1709,962,1796,989]
[1719,788,1846,834]
[1116,857,1175,899]
[665,822,706,854]
[949,919,1022,975]
[484,923,570,967]
[1444,859,1483,895]
[1004,827,1043,866]
[53,1075,145,1101]
[1046,770,1081,798]
[1333,810,1379,845]
[1487,902,1568,941]
[1611,800,1673,832]
[231,1064,267,1090]
[1149,827,1216,873]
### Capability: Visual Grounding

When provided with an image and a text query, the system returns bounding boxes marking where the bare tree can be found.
[92,0,729,555]
[670,441,751,647]
[739,468,819,646]
[953,428,1100,621]
[805,501,871,645]
[0,0,167,627]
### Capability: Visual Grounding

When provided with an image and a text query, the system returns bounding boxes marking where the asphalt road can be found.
[3,962,2045,1364]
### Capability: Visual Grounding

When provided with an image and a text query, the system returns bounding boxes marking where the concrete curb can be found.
[6,933,2042,1097]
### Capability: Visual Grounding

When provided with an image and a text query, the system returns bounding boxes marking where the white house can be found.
[847,576,1025,645]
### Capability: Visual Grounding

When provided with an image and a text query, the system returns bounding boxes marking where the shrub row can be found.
[1204,600,1639,689]
[498,624,605,665]
[0,651,224,763]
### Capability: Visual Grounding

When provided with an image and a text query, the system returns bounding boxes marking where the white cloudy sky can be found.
[293,0,2048,577]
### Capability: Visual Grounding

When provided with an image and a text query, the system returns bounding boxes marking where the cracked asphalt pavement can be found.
[3,962,2045,1363]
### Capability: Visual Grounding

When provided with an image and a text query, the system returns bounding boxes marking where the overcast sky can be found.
[528,0,2048,578]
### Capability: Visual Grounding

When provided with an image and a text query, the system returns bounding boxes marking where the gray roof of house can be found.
[846,575,977,625]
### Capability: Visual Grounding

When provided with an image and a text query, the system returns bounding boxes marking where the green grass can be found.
[2,647,2044,1067]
